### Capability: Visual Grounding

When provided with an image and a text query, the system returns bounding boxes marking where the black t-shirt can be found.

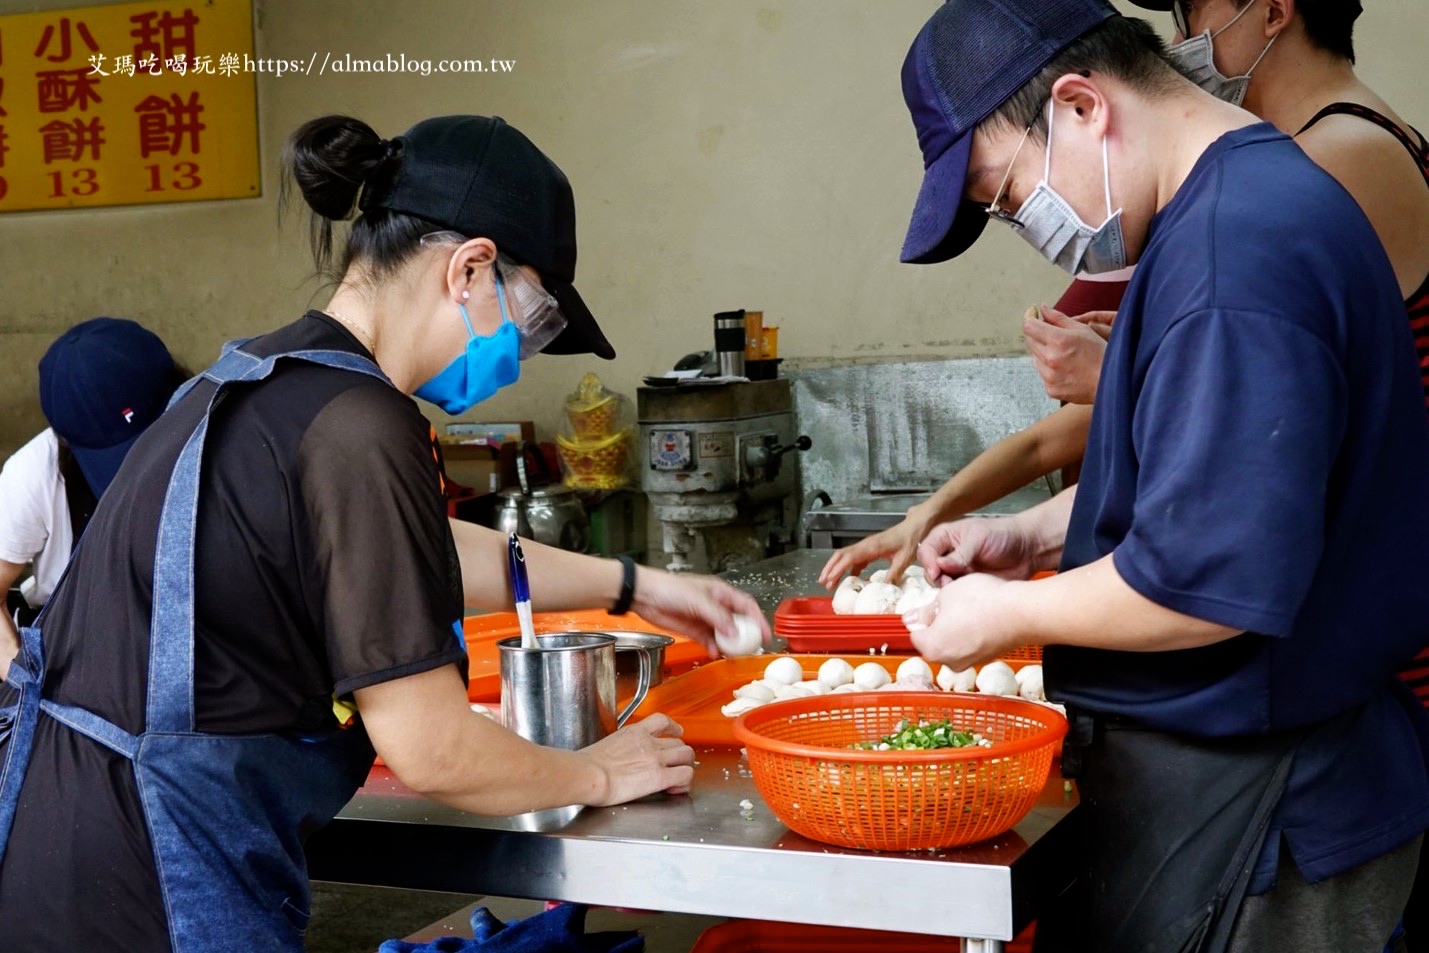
[0,314,467,950]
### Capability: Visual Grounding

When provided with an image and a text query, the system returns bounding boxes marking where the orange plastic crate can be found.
[732,693,1066,851]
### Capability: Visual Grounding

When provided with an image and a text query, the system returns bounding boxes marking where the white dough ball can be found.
[981,659,1015,679]
[716,614,764,657]
[774,682,815,700]
[852,582,902,615]
[869,569,890,584]
[896,657,934,684]
[817,658,856,689]
[902,565,926,579]
[832,584,861,615]
[975,667,1020,696]
[852,662,892,691]
[894,584,938,616]
[882,676,935,692]
[831,683,862,694]
[764,656,804,686]
[935,665,957,692]
[1016,665,1046,702]
[951,667,978,692]
[800,678,830,695]
[733,681,776,703]
[721,697,763,717]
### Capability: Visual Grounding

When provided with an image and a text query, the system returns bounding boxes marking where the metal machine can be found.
[639,380,810,572]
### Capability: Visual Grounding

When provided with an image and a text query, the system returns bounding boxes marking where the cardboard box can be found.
[444,420,535,447]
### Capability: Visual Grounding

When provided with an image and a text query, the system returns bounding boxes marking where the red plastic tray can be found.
[463,609,711,703]
[773,596,915,652]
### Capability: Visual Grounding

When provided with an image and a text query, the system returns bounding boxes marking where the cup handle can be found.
[615,647,655,728]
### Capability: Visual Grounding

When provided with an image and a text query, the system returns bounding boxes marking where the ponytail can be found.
[281,115,438,283]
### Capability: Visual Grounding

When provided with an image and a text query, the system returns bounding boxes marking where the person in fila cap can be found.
[0,317,182,641]
[895,2,1428,951]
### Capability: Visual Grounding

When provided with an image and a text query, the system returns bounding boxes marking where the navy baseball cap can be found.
[39,318,176,496]
[359,115,615,360]
[900,0,1118,263]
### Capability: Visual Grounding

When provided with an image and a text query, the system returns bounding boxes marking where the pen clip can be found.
[507,532,531,605]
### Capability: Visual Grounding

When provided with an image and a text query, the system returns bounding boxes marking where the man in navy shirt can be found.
[899,2,1429,950]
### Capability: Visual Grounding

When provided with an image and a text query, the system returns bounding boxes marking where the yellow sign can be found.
[0,0,258,212]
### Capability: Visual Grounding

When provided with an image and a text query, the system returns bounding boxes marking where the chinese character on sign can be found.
[113,54,136,78]
[137,52,161,76]
[0,78,7,118]
[191,54,213,75]
[166,53,188,76]
[0,126,9,168]
[36,69,103,113]
[217,52,239,76]
[130,9,198,65]
[34,18,99,64]
[87,53,108,77]
[39,117,105,163]
[135,92,204,157]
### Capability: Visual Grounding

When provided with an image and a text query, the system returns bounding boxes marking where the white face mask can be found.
[1006,103,1128,276]
[1166,1,1277,107]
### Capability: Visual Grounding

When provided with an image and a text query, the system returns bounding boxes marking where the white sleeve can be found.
[0,430,63,566]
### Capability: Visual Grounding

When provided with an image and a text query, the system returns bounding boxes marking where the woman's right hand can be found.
[915,516,1041,586]
[818,512,929,589]
[582,713,696,804]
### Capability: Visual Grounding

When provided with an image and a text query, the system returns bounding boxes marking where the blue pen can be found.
[508,532,538,648]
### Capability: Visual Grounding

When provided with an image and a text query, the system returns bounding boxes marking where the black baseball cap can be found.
[900,0,1118,263]
[39,317,176,496]
[359,115,615,360]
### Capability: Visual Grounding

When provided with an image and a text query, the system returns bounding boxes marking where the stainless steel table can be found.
[805,484,1054,551]
[304,550,1081,951]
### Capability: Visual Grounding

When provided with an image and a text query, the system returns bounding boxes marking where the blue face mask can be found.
[415,271,521,415]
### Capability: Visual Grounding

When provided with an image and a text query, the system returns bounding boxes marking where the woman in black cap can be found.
[0,113,767,952]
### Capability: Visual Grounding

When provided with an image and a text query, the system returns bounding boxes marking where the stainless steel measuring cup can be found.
[497,632,656,751]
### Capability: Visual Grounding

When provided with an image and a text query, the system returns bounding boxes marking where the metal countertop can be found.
[307,749,1078,945]
[306,549,1080,947]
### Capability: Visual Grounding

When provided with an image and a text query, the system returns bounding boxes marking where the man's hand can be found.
[905,574,1023,671]
[914,516,1043,586]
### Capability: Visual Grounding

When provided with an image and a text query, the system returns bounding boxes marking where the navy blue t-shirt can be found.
[1051,124,1429,886]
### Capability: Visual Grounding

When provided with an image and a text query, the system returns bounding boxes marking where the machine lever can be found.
[769,436,812,458]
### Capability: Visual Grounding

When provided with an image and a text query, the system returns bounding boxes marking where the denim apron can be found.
[0,342,390,951]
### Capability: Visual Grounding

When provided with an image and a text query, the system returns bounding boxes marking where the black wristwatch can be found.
[611,555,637,616]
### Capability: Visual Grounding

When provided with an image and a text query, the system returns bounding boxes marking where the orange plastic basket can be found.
[732,693,1066,851]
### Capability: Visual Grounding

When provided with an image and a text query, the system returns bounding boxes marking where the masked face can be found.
[414,269,521,415]
[988,102,1128,276]
[1166,0,1276,107]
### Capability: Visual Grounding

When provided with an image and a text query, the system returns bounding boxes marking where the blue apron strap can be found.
[145,343,391,733]
[0,625,47,865]
[165,338,256,412]
[39,700,140,759]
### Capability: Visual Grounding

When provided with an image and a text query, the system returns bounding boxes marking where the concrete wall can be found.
[2,0,1426,456]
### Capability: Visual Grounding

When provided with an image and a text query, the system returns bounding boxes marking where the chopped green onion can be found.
[850,718,980,751]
